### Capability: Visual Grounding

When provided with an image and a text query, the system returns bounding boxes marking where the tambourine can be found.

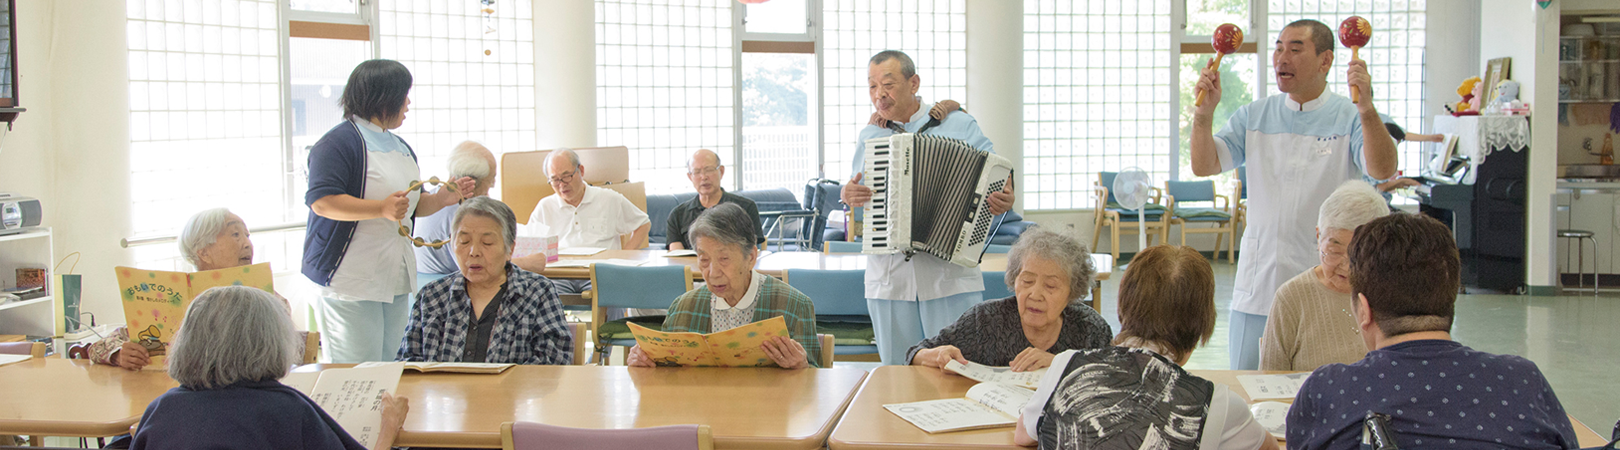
[397,176,458,248]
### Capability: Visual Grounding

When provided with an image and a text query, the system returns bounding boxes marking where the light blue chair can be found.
[983,270,1014,301]
[823,240,863,254]
[785,268,878,358]
[1166,179,1236,263]
[589,264,693,365]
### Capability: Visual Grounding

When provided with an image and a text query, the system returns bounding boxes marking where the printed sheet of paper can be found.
[1250,401,1290,439]
[305,362,404,450]
[593,259,646,267]
[546,260,592,268]
[558,247,606,256]
[0,354,31,367]
[663,249,697,257]
[882,383,1033,433]
[944,360,1047,389]
[629,316,790,367]
[279,371,320,394]
[1237,372,1311,401]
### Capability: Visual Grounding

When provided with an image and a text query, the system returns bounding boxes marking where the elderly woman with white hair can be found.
[88,208,261,370]
[626,203,822,369]
[908,228,1113,372]
[130,286,409,450]
[398,196,573,365]
[1258,180,1391,371]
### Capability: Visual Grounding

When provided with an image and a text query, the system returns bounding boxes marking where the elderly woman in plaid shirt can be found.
[627,203,822,369]
[397,196,572,365]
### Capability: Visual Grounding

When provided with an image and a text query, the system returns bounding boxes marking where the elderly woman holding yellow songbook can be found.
[626,203,822,369]
[907,228,1112,372]
[90,208,262,371]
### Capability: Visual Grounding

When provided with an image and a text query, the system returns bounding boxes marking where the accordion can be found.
[861,133,1014,267]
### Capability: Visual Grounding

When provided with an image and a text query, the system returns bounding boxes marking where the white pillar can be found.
[532,0,597,150]
[967,0,1023,212]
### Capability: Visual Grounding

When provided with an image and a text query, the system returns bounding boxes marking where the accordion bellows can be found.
[862,133,1014,267]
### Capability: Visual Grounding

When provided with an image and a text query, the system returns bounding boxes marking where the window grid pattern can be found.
[1023,0,1173,210]
[125,0,284,240]
[1266,0,1427,178]
[381,0,538,181]
[822,0,968,183]
[595,0,734,194]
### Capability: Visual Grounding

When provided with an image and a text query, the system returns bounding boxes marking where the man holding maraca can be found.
[1186,19,1399,371]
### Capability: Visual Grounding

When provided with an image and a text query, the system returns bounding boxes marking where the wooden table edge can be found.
[0,418,139,438]
[392,368,869,450]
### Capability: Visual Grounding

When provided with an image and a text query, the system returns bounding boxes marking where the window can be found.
[595,1,735,194]
[822,0,967,183]
[380,0,538,184]
[1266,1,1428,179]
[126,0,285,267]
[1022,0,1173,210]
[741,52,819,193]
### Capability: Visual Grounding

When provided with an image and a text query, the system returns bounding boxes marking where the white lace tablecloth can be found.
[1433,115,1530,184]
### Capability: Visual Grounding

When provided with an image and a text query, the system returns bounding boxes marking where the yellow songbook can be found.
[115,263,275,368]
[629,315,791,367]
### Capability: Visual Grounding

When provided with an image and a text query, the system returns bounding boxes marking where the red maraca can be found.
[1338,16,1372,103]
[1196,23,1244,107]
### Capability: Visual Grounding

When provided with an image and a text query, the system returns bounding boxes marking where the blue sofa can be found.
[647,188,815,250]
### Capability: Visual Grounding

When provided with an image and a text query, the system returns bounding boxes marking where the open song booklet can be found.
[1236,372,1311,401]
[355,361,514,374]
[629,315,791,367]
[943,360,1047,389]
[884,382,1035,433]
[114,263,275,370]
[279,362,405,450]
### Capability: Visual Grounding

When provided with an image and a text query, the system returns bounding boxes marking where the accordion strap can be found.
[915,117,944,135]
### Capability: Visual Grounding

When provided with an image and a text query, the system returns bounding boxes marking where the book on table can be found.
[884,382,1035,433]
[0,354,30,367]
[279,362,405,450]
[628,315,792,367]
[943,359,1047,389]
[113,263,275,369]
[1249,401,1290,440]
[357,361,514,374]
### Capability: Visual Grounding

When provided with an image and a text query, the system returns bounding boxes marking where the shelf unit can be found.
[0,228,57,337]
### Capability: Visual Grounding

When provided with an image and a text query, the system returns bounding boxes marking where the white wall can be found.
[1425,1,1481,130]
[0,2,134,325]
[1479,0,1561,288]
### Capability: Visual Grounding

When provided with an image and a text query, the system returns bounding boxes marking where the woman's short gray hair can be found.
[1317,181,1390,233]
[179,208,233,268]
[452,196,518,254]
[688,203,756,254]
[168,286,298,390]
[1004,227,1095,303]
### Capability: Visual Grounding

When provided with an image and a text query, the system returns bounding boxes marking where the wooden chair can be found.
[502,422,713,450]
[817,333,834,368]
[589,264,693,365]
[301,331,322,365]
[1091,172,1171,262]
[823,241,862,254]
[1165,180,1237,264]
[0,342,44,358]
[568,322,587,365]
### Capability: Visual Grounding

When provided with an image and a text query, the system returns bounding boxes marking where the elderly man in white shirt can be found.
[841,50,1016,365]
[513,148,650,294]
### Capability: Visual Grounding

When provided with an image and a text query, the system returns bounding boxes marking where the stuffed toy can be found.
[1455,77,1481,113]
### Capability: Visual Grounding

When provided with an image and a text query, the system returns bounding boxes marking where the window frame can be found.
[732,0,824,193]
